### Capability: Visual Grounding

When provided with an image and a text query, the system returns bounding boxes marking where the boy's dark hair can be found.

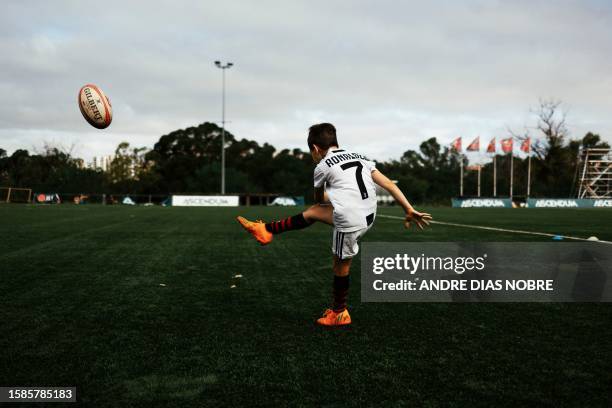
[308,123,338,151]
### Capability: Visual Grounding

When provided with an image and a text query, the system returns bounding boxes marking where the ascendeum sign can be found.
[172,195,239,207]
[452,198,513,208]
[361,242,612,302]
[527,199,612,208]
[531,199,580,208]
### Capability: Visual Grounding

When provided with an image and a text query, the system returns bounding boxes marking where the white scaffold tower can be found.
[577,148,612,198]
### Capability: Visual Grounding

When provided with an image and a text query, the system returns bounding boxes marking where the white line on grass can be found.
[377,214,612,244]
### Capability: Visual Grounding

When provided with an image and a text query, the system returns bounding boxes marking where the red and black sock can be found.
[332,275,350,312]
[265,213,312,234]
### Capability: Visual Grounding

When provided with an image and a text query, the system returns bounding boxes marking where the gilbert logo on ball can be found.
[78,84,112,129]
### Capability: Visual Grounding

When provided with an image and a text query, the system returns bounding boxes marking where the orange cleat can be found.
[316,308,352,326]
[236,216,273,245]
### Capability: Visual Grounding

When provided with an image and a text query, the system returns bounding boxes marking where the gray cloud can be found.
[1,0,611,161]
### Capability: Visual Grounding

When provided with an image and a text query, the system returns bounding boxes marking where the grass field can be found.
[1,205,611,407]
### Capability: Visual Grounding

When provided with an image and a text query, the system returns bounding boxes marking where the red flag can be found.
[501,137,513,153]
[486,138,496,153]
[466,136,480,152]
[521,137,530,153]
[451,137,462,152]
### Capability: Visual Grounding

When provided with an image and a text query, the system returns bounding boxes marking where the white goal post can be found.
[0,187,32,203]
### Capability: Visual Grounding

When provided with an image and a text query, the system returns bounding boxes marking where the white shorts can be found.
[332,226,372,260]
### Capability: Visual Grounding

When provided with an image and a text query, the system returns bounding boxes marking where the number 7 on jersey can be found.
[341,161,369,199]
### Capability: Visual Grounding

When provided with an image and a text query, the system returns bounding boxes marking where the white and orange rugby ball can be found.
[78,84,112,129]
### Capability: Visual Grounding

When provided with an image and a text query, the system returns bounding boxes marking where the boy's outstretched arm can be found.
[372,170,432,230]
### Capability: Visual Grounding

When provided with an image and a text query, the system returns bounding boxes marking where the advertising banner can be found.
[527,199,612,208]
[34,193,61,204]
[451,198,513,208]
[172,195,239,207]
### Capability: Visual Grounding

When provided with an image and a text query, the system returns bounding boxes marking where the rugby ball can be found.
[78,84,112,129]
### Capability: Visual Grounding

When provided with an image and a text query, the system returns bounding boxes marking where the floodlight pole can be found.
[215,60,233,194]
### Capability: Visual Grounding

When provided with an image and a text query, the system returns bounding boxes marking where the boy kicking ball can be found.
[237,123,432,326]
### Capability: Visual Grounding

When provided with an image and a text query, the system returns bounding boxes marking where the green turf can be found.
[1,205,611,407]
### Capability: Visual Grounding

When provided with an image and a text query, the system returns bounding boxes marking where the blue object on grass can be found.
[552,235,564,241]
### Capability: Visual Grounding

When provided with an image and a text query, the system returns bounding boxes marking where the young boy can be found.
[237,123,432,326]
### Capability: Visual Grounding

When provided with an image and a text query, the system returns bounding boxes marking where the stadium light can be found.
[215,60,233,194]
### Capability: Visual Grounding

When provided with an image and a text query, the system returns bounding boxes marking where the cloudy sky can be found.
[1,0,611,162]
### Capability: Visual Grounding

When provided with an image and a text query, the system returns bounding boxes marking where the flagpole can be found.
[452,137,463,197]
[509,151,514,199]
[477,166,481,197]
[527,152,531,197]
[460,155,464,196]
[493,155,497,197]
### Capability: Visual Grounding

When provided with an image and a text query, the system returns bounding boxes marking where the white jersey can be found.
[313,148,378,232]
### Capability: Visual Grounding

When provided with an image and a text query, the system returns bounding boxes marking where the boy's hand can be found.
[404,209,432,230]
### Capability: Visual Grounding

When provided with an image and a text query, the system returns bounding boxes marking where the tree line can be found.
[1,103,608,203]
